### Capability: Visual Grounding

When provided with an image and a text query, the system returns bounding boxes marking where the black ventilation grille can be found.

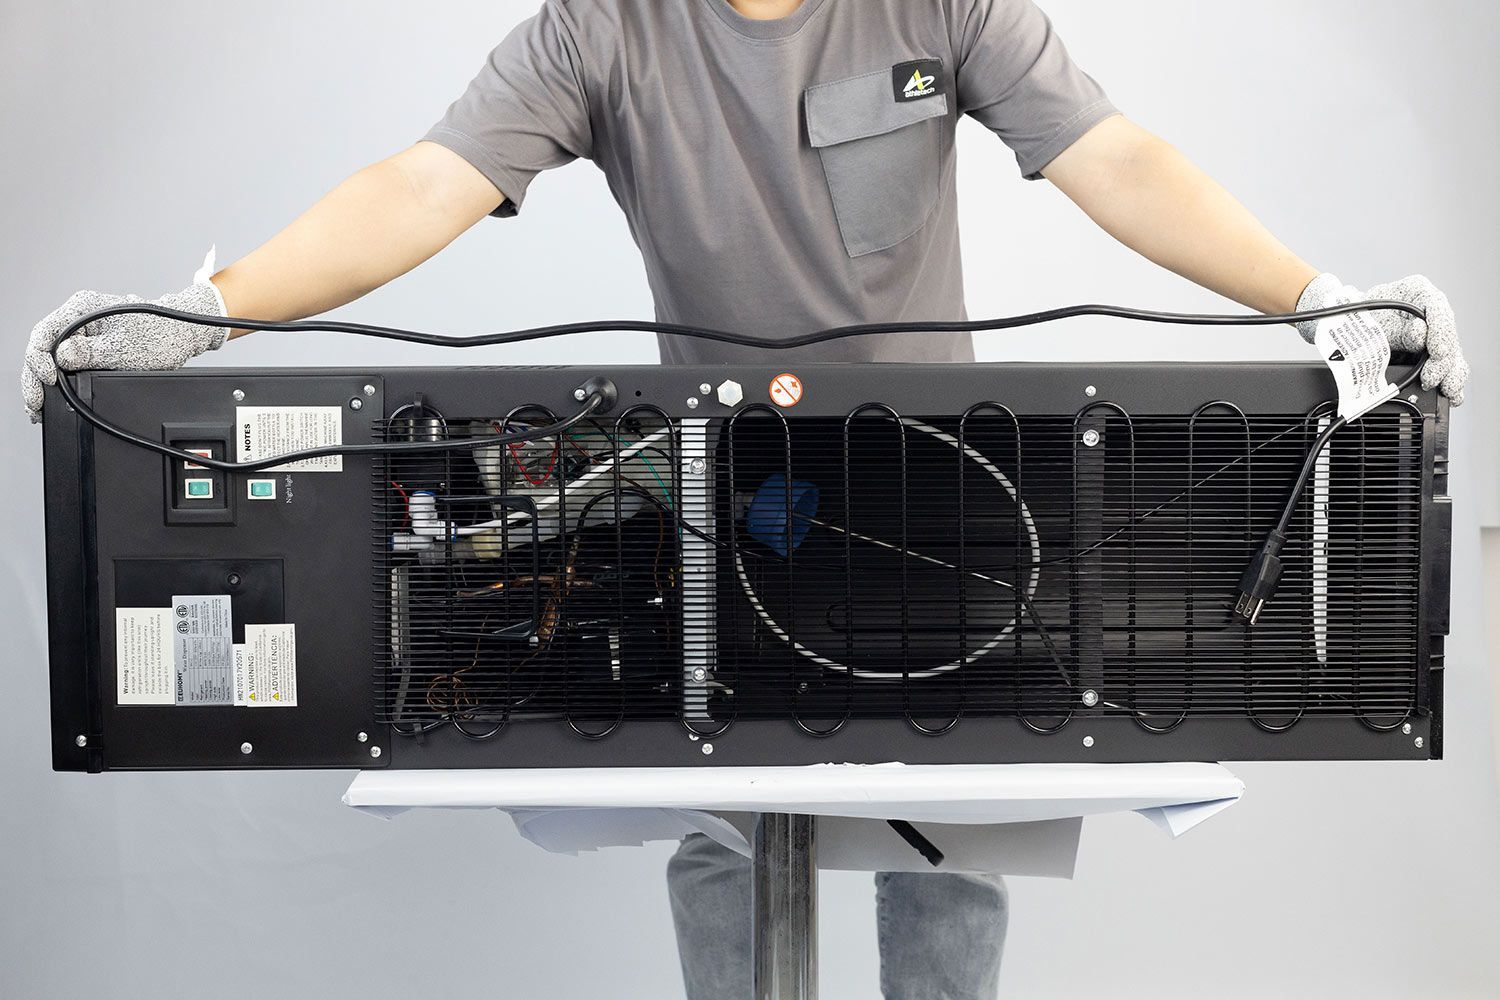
[373,403,1424,739]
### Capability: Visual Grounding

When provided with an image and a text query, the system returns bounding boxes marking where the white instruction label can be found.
[172,594,233,705]
[241,624,298,707]
[236,406,343,473]
[1313,310,1400,422]
[116,608,175,705]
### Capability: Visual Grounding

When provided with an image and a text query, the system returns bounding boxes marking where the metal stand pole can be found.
[752,813,817,1000]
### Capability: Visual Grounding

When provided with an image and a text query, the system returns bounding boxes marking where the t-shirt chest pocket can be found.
[804,65,950,258]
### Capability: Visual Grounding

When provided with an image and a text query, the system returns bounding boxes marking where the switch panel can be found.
[162,422,234,525]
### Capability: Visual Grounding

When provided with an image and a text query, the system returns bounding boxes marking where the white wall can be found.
[3,2,1497,997]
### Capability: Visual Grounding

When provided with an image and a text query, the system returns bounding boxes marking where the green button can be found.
[248,479,276,499]
[185,479,214,499]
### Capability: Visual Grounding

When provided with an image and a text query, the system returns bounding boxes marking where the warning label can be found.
[236,405,343,473]
[116,608,175,705]
[1313,311,1399,422]
[237,624,298,707]
[770,373,803,408]
[172,594,233,705]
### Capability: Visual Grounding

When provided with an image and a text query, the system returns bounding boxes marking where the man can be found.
[20,0,1468,995]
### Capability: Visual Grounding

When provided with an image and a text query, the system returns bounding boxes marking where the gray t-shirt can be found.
[425,0,1116,364]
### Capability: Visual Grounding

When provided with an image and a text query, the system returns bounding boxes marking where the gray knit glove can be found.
[22,282,229,423]
[1295,273,1468,405]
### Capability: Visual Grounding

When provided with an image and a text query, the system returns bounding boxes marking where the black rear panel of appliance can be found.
[44,362,1449,770]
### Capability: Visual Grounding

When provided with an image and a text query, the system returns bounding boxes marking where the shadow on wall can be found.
[1487,528,1500,788]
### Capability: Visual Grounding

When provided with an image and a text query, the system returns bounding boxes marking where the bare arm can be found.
[1042,116,1318,315]
[210,141,504,336]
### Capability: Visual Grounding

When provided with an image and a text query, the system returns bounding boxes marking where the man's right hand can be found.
[22,282,229,423]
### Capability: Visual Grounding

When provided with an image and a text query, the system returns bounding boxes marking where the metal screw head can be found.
[75,734,88,748]
[687,397,700,409]
[1408,394,1419,404]
[574,387,587,402]
[363,384,376,397]
[1082,428,1101,448]
[370,746,382,758]
[349,397,364,411]
[1083,736,1095,748]
[1414,736,1424,749]
[688,733,701,742]
[226,573,242,587]
[240,742,253,755]
[688,457,707,476]
[357,731,369,743]
[1081,689,1099,707]
[691,667,707,682]
[701,743,714,756]
[1402,722,1413,735]
[1085,385,1098,398]
[232,389,245,402]
[699,382,712,394]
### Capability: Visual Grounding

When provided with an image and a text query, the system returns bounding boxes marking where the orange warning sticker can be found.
[769,373,803,408]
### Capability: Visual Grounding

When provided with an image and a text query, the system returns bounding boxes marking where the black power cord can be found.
[50,299,1430,624]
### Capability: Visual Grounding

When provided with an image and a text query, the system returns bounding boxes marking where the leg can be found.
[875,871,1009,1000]
[667,833,753,1000]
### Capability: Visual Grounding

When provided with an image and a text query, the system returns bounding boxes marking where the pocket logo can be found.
[892,59,944,102]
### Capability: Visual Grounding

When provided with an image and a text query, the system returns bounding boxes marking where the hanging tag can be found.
[1313,304,1399,422]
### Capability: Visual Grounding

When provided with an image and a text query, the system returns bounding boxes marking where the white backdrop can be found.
[3,2,1498,997]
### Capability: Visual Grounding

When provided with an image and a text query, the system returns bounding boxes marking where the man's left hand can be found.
[1296,273,1469,405]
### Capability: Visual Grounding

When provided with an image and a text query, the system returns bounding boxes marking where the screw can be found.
[688,733,701,742]
[1402,722,1412,735]
[1082,429,1101,448]
[370,746,382,758]
[363,384,376,396]
[689,458,707,476]
[1085,385,1097,397]
[240,742,253,755]
[1081,689,1099,707]
[699,383,712,394]
[701,743,714,756]
[349,397,363,411]
[232,389,245,402]
[1083,735,1095,748]
[1408,394,1419,404]
[357,732,369,743]
[1414,737,1424,749]
[687,397,700,409]
[692,667,707,682]
[75,734,87,748]
[226,573,241,587]
[798,682,809,694]
[573,387,587,402]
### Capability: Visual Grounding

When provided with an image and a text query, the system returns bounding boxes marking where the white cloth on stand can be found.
[344,762,1242,876]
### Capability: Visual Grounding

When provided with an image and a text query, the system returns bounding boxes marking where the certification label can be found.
[172,594,233,705]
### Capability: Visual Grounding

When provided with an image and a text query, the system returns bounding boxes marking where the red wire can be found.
[507,437,559,486]
[390,480,411,527]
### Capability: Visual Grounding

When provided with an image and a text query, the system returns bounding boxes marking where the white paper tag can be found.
[243,624,298,707]
[236,406,343,472]
[1313,307,1400,422]
[172,594,234,705]
[233,643,249,706]
[116,608,175,705]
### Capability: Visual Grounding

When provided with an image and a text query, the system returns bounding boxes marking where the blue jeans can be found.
[667,832,1009,999]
